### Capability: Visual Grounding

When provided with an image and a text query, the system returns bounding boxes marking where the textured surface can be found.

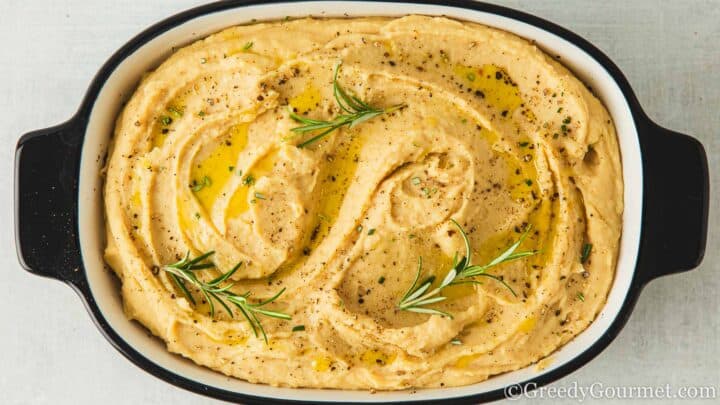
[0,0,717,403]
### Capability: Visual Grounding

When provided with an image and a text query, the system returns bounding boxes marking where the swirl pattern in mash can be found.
[104,16,623,389]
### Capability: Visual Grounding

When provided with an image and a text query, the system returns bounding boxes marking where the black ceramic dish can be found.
[15,1,708,403]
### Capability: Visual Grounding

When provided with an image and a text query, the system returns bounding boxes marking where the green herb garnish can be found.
[167,106,184,117]
[242,41,254,51]
[242,174,255,186]
[191,176,212,192]
[159,115,172,126]
[450,338,462,345]
[254,192,266,200]
[378,276,385,284]
[577,292,585,302]
[289,63,406,148]
[580,243,592,263]
[163,251,291,342]
[397,219,538,318]
[292,325,305,332]
[367,228,376,236]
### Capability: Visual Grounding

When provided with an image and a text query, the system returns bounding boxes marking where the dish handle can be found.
[637,121,709,283]
[14,118,85,285]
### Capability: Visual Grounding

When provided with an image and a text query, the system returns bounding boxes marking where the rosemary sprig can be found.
[397,219,539,318]
[163,251,291,342]
[289,63,406,148]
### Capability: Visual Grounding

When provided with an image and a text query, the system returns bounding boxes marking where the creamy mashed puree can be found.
[104,16,623,389]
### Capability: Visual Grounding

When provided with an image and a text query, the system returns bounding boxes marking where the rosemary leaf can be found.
[162,251,291,343]
[397,220,538,317]
[289,63,406,148]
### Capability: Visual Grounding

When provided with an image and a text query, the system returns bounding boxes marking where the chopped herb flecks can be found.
[191,176,212,192]
[580,243,593,263]
[167,106,184,117]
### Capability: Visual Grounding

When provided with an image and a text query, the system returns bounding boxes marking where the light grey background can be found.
[1,0,717,404]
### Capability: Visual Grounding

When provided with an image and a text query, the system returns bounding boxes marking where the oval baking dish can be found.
[14,1,708,403]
